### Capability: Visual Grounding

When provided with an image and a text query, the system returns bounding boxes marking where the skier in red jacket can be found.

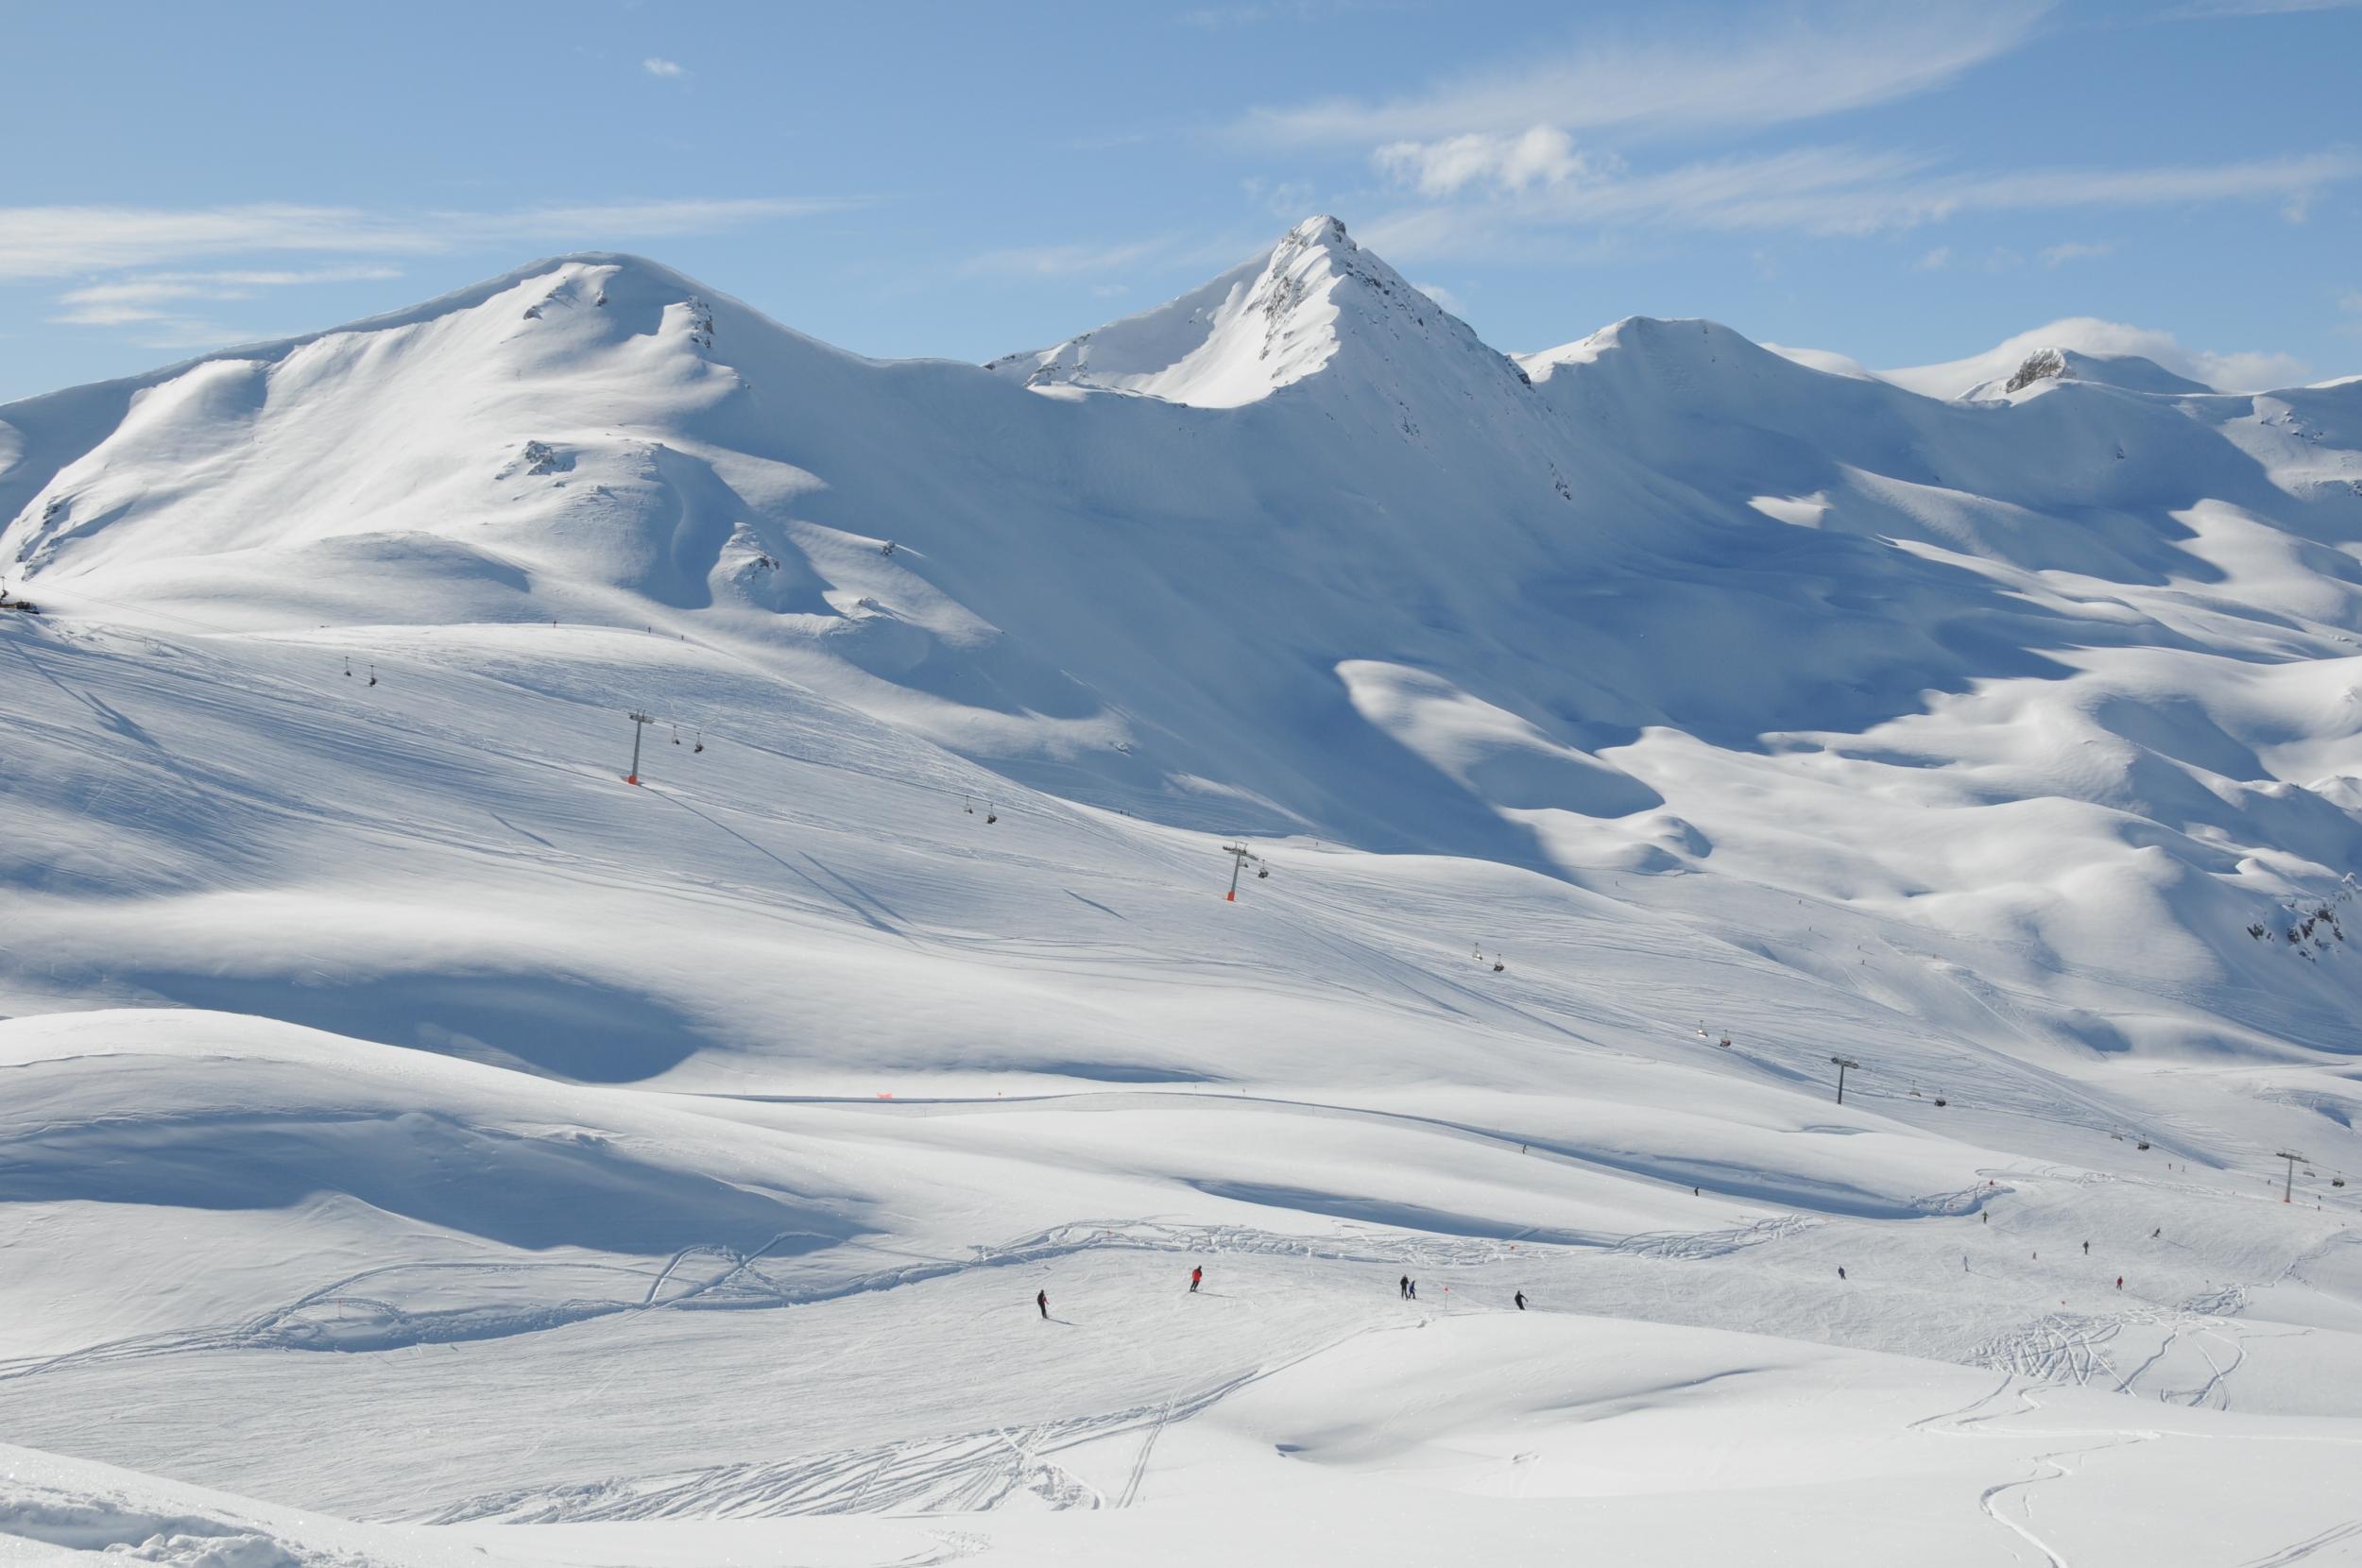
[1190,1266,1203,1293]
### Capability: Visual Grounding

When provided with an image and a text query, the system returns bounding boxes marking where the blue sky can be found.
[2,0,2356,401]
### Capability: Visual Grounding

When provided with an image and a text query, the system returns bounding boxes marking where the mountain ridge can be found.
[6,220,2362,1076]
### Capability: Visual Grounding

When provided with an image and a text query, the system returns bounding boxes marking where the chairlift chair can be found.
[2136,1139,2150,1150]
[693,731,705,753]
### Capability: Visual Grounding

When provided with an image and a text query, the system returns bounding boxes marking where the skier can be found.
[2152,1227,2162,1238]
[2116,1276,2124,1290]
[1838,1267,1847,1281]
[1963,1255,1969,1271]
[1408,1279,1418,1301]
[2082,1240,2089,1255]
[1515,1290,1527,1311]
[1399,1274,1410,1300]
[1982,1212,1989,1224]
[1036,1289,1048,1321]
[1190,1266,1202,1294]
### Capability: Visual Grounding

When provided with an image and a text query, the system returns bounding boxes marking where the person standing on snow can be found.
[1408,1279,1418,1301]
[1036,1289,1048,1321]
[1399,1274,1410,1300]
[1838,1267,1847,1281]
[1515,1290,1527,1311]
[1190,1266,1203,1294]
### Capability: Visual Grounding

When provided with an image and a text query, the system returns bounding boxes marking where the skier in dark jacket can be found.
[1036,1289,1048,1321]
[1190,1267,1203,1293]
[1399,1274,1410,1300]
[1515,1290,1527,1310]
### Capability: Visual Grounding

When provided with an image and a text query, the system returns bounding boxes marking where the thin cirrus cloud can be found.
[642,57,689,78]
[959,238,1169,280]
[2040,241,2114,266]
[1361,146,2362,257]
[1230,4,2055,145]
[0,197,857,284]
[1372,127,1611,199]
[51,266,405,327]
[2162,0,2362,16]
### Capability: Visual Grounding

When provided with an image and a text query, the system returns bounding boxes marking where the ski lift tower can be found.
[2277,1150,2308,1204]
[624,711,658,786]
[1222,842,1264,902]
[1830,1055,1861,1106]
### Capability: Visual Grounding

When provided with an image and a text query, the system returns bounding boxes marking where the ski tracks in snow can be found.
[421,1367,1260,1523]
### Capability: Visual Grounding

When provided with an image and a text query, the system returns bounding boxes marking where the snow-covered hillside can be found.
[4,217,2361,1565]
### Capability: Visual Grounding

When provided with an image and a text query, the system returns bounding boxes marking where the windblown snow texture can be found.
[3,216,2361,1566]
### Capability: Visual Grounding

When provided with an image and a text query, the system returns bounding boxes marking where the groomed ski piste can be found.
[3,216,2361,1565]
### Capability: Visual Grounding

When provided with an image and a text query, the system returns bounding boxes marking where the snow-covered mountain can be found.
[1885,319,2228,401]
[5,218,2362,1564]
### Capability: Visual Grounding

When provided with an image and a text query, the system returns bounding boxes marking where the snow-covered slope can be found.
[983,215,1518,409]
[1885,321,2218,401]
[5,217,2362,1563]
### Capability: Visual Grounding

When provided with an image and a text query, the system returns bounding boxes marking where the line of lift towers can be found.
[612,711,2349,1207]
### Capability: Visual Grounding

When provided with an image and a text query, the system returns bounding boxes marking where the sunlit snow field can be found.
[4,220,2362,1564]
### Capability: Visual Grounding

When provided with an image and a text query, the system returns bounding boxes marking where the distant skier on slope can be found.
[1190,1266,1202,1294]
[1036,1289,1048,1321]
[1838,1267,1847,1281]
[1399,1274,1410,1300]
[1408,1279,1418,1301]
[1515,1290,1527,1311]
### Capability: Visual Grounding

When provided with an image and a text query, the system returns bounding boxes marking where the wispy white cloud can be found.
[2164,0,2362,17]
[1902,316,2311,393]
[642,57,689,78]
[1914,243,2029,273]
[2040,241,2113,266]
[51,265,403,326]
[0,197,858,282]
[1241,177,1319,219]
[1373,127,1607,198]
[1411,280,1463,313]
[1181,0,1411,27]
[1233,4,2053,145]
[1361,146,2361,258]
[959,238,1168,279]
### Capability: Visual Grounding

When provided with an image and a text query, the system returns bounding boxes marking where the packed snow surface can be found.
[4,216,2362,1564]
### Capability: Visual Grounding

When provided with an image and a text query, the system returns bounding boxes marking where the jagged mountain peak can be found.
[984,215,1522,410]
